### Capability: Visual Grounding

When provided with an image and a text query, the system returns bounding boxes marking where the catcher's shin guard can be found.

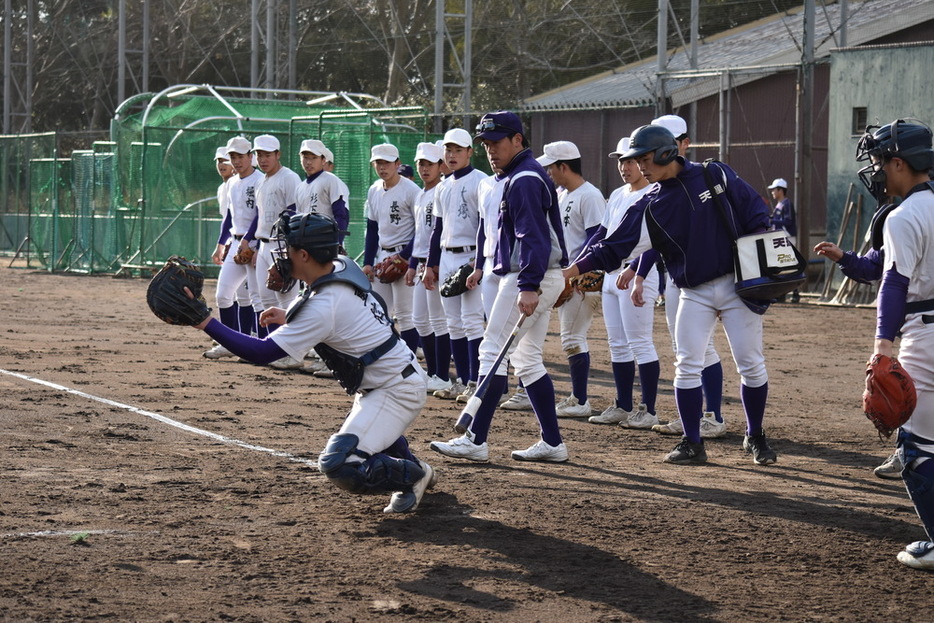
[318,433,425,495]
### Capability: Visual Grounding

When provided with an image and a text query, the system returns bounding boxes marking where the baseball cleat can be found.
[897,541,934,570]
[511,440,568,463]
[434,379,467,400]
[743,431,777,465]
[699,412,727,438]
[269,355,304,370]
[664,437,708,465]
[429,435,489,462]
[500,388,533,411]
[382,461,434,514]
[203,343,234,359]
[589,405,631,425]
[873,452,903,479]
[620,404,659,429]
[555,395,593,418]
[425,375,453,394]
[455,380,478,404]
[652,418,684,435]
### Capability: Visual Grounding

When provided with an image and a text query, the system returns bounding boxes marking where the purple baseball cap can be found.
[474,111,524,141]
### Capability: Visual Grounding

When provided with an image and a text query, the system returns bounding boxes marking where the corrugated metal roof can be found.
[522,0,934,111]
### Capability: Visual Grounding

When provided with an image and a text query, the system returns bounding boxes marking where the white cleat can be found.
[203,343,235,359]
[589,405,632,425]
[699,412,727,438]
[620,403,659,429]
[555,395,593,418]
[269,356,303,370]
[511,440,569,463]
[429,434,489,462]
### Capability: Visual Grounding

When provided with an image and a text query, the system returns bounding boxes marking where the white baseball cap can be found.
[442,128,473,148]
[214,147,230,162]
[299,139,327,156]
[608,137,631,159]
[537,140,581,167]
[370,143,400,162]
[768,178,788,189]
[322,147,334,163]
[415,142,444,163]
[225,136,252,155]
[651,114,688,138]
[252,134,280,152]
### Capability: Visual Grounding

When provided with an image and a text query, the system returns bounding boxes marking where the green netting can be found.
[0,93,502,274]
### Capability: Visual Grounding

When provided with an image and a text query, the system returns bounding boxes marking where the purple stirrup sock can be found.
[741,382,769,436]
[612,361,635,411]
[451,337,469,383]
[568,352,590,404]
[675,386,704,443]
[400,328,420,354]
[435,333,452,381]
[637,360,660,415]
[467,337,482,383]
[237,304,255,335]
[256,312,268,339]
[420,332,437,378]
[702,361,724,422]
[524,375,563,447]
[219,304,240,331]
[468,375,508,445]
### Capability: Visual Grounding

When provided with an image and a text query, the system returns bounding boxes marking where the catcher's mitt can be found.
[146,256,212,326]
[863,354,917,438]
[572,270,605,292]
[266,263,286,292]
[440,262,474,297]
[233,245,255,265]
[374,253,408,284]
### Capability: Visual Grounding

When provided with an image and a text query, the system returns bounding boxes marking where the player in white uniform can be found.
[406,142,453,394]
[192,212,435,513]
[855,120,934,569]
[536,141,605,417]
[362,143,421,353]
[647,115,726,438]
[204,136,264,359]
[584,136,662,429]
[423,129,488,401]
[293,139,350,245]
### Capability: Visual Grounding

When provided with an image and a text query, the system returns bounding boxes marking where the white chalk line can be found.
[0,368,318,468]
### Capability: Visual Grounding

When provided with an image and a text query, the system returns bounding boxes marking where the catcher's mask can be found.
[856,119,934,203]
[271,211,340,292]
[621,124,680,166]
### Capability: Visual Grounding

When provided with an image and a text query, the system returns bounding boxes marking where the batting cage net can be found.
[1,86,452,275]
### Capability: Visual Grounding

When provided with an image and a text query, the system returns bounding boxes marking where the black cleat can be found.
[664,437,708,465]
[743,431,778,465]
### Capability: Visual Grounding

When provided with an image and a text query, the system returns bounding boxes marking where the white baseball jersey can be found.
[412,185,439,259]
[559,181,605,259]
[226,169,264,236]
[602,183,653,273]
[436,168,487,248]
[270,261,415,389]
[294,170,349,220]
[364,177,420,249]
[217,181,230,219]
[255,166,301,239]
[477,174,505,258]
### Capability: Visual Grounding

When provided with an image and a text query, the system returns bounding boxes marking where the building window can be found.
[852,107,868,135]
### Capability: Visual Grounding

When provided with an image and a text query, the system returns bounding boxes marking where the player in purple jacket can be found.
[565,124,777,466]
[430,110,571,463]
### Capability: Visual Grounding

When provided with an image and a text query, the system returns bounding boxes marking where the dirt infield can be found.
[1,266,931,622]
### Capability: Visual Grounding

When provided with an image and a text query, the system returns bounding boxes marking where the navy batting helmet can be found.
[621,125,680,165]
[856,120,934,200]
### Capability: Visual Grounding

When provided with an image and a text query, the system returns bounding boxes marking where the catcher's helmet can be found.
[278,212,340,264]
[856,120,934,201]
[621,125,680,165]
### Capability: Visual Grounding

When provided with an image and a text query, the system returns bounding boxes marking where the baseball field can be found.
[1,264,930,621]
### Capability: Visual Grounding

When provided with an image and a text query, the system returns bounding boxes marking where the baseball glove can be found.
[266,263,286,292]
[554,279,575,308]
[233,245,254,265]
[440,262,474,297]
[863,354,917,438]
[374,253,408,284]
[146,256,212,326]
[572,270,605,292]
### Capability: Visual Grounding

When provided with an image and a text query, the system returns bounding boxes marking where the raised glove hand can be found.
[146,256,212,326]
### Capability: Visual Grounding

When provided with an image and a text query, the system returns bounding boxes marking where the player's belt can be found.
[411,256,426,263]
[444,245,476,254]
[382,244,406,253]
[233,234,244,240]
[359,363,417,395]
[256,237,271,243]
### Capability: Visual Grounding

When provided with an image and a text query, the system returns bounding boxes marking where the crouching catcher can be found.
[148,212,435,514]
